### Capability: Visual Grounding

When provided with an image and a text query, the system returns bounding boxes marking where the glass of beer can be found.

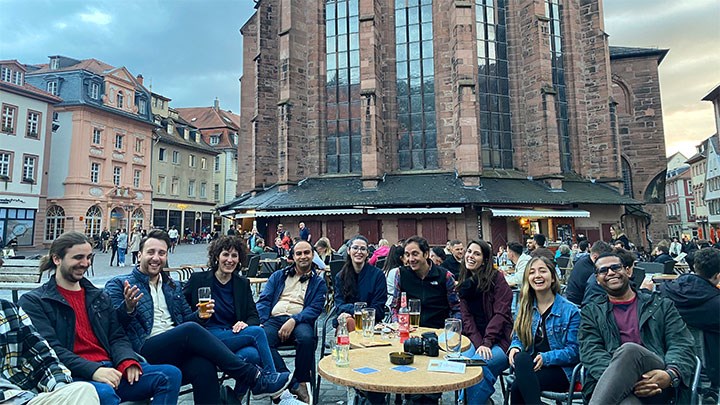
[361,308,376,338]
[353,302,367,332]
[408,299,421,328]
[198,287,212,319]
[444,318,462,358]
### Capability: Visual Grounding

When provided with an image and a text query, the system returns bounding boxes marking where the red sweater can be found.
[57,286,139,375]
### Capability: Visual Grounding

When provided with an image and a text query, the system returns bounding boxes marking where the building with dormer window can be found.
[25,56,154,240]
[0,59,61,247]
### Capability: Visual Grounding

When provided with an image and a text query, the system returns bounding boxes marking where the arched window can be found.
[45,205,65,241]
[611,80,631,116]
[85,205,103,238]
[131,208,144,230]
[622,157,634,198]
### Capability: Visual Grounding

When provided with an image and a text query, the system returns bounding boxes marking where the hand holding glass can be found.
[354,302,367,332]
[198,287,212,319]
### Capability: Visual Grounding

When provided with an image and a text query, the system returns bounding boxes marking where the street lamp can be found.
[123,204,134,230]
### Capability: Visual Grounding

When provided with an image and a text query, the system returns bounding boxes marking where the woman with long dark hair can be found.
[382,245,405,307]
[507,256,580,404]
[334,235,387,325]
[457,239,513,404]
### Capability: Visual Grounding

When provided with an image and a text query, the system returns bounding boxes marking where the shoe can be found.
[251,370,292,400]
[290,382,310,404]
[277,390,307,405]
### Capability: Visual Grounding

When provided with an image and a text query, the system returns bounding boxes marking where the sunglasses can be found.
[596,263,625,275]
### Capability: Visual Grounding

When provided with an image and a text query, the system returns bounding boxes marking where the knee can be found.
[514,352,534,371]
[163,365,183,388]
[68,382,100,402]
[613,342,644,360]
[294,324,314,346]
[244,325,266,339]
[177,322,208,340]
[92,381,120,404]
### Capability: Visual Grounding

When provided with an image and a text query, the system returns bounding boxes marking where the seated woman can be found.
[507,256,580,404]
[183,236,294,403]
[457,239,513,404]
[381,245,405,308]
[314,237,334,265]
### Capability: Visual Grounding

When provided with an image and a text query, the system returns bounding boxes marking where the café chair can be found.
[502,363,584,405]
[315,306,339,404]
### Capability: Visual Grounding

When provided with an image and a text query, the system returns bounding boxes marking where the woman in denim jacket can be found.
[507,256,580,404]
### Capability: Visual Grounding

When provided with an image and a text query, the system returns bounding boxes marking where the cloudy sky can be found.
[1,0,717,158]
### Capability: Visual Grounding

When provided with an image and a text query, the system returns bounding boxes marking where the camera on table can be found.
[403,331,439,357]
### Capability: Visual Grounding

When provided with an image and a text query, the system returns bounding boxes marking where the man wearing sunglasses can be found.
[578,252,696,404]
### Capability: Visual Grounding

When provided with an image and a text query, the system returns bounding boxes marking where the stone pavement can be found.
[6,243,508,404]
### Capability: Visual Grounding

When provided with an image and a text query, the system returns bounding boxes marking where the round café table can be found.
[348,327,471,352]
[317,346,484,395]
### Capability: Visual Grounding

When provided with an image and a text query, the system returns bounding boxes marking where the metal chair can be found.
[314,307,339,404]
[246,255,260,278]
[539,363,585,405]
[691,355,704,405]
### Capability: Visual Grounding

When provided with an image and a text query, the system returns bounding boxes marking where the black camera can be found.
[403,331,439,357]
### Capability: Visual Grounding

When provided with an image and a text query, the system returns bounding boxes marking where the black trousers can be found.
[510,352,569,404]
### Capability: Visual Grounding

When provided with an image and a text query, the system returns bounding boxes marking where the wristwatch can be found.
[666,368,680,388]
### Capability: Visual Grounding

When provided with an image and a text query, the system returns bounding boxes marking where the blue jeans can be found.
[118,248,127,264]
[209,326,276,372]
[461,343,509,404]
[83,361,182,405]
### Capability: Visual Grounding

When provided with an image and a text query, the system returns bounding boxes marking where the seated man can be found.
[105,230,291,404]
[565,241,612,306]
[579,252,696,404]
[19,231,182,405]
[256,240,327,404]
[659,247,719,399]
[0,299,99,405]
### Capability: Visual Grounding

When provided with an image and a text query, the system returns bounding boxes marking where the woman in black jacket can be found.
[184,236,278,396]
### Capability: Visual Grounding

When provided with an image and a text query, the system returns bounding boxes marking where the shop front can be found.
[0,196,39,248]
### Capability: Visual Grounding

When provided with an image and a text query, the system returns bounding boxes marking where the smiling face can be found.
[526,258,554,293]
[451,243,464,261]
[526,238,537,251]
[54,242,93,285]
[464,243,483,273]
[293,241,314,273]
[348,239,369,267]
[216,248,240,276]
[404,242,429,273]
[138,237,169,281]
[595,255,631,297]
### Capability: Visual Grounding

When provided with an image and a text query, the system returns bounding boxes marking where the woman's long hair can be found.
[339,235,368,301]
[314,237,334,263]
[457,239,496,293]
[207,235,248,273]
[382,245,404,276]
[513,256,561,348]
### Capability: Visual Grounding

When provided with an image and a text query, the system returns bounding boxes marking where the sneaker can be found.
[277,390,308,405]
[251,370,292,400]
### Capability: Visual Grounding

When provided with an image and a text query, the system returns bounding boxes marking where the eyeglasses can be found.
[349,245,368,252]
[596,263,625,275]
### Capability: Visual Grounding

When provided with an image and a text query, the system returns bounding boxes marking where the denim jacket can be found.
[509,293,580,381]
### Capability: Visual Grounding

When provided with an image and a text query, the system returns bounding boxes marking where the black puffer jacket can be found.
[660,274,719,385]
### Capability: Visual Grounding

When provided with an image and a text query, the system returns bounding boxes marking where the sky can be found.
[1,0,717,158]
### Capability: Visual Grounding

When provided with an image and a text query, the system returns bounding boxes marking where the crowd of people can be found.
[0,224,717,405]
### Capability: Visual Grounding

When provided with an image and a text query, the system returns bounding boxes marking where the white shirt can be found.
[168,229,179,239]
[148,277,174,337]
[506,253,532,287]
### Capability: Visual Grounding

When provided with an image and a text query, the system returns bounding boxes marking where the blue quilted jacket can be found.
[105,267,200,351]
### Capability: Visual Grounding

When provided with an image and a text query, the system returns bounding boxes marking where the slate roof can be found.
[222,173,640,212]
[155,128,218,154]
[609,46,668,63]
[176,107,240,131]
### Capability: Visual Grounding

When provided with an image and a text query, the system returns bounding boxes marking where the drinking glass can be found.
[408,299,421,328]
[361,308,376,338]
[198,287,212,319]
[443,318,462,358]
[353,302,367,332]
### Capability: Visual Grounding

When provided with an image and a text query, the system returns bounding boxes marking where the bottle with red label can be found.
[399,292,410,343]
[335,315,350,367]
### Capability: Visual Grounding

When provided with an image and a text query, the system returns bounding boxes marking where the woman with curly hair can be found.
[183,236,281,401]
[457,239,513,404]
[507,256,580,404]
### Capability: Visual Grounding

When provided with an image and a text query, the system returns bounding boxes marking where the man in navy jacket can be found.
[257,240,327,403]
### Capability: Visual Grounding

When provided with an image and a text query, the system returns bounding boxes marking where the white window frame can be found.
[92,128,102,144]
[90,162,100,183]
[189,154,196,167]
[201,157,207,170]
[200,182,207,198]
[171,177,179,195]
[172,150,180,164]
[116,92,124,108]
[26,111,40,137]
[115,134,124,150]
[135,138,143,153]
[214,155,220,171]
[22,155,37,182]
[90,82,100,99]
[2,104,16,133]
[157,175,166,194]
[138,99,146,114]
[214,184,220,201]
[188,180,195,196]
[0,67,10,82]
[12,71,22,85]
[133,169,141,188]
[47,81,58,96]
[158,147,167,161]
[210,135,219,145]
[0,152,11,177]
[113,166,121,186]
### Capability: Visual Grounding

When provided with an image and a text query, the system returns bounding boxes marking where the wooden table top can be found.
[652,274,679,281]
[248,277,269,284]
[348,327,471,352]
[317,346,483,394]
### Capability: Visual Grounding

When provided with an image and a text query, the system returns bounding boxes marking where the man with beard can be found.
[256,240,327,403]
[441,240,464,278]
[105,230,291,404]
[19,231,182,404]
[578,252,696,404]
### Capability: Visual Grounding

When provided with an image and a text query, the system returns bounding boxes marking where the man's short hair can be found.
[657,244,669,254]
[693,248,720,279]
[578,240,589,252]
[139,229,172,252]
[507,242,524,256]
[449,239,463,247]
[533,234,546,247]
[405,236,430,254]
[590,241,613,255]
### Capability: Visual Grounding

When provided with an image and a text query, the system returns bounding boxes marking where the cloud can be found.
[78,8,112,26]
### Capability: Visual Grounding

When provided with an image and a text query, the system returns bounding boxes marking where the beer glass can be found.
[198,287,212,319]
[362,308,376,338]
[408,299,421,328]
[353,302,367,332]
[443,318,462,358]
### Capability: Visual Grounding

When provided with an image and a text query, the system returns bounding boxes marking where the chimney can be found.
[136,74,144,85]
[213,97,220,110]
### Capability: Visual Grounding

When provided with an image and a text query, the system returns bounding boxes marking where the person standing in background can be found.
[129,228,141,265]
[116,229,128,267]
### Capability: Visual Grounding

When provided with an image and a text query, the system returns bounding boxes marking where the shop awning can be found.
[235,208,364,219]
[489,208,590,218]
[366,207,463,215]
